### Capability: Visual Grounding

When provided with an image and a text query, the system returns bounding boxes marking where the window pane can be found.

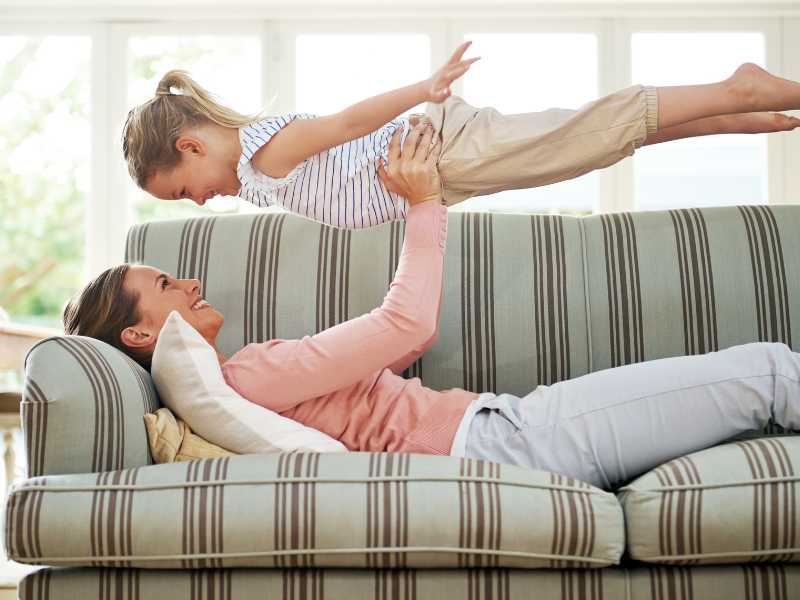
[0,36,90,327]
[632,32,767,210]
[459,33,598,215]
[127,36,262,222]
[296,34,430,114]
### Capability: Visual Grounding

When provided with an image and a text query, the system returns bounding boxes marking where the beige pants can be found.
[412,85,659,206]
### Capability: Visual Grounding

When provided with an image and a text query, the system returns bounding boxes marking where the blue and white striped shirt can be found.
[237,114,412,229]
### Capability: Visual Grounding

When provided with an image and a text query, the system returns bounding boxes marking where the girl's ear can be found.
[175,135,206,156]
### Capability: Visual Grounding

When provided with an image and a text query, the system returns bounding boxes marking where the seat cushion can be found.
[5,452,623,569]
[18,564,800,600]
[618,435,800,565]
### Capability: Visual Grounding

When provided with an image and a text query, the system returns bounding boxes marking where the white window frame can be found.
[2,5,800,279]
[619,17,783,212]
[449,18,607,213]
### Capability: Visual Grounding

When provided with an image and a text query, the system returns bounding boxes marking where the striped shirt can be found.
[237,114,412,229]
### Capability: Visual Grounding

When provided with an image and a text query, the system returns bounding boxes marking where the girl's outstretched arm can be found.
[251,41,479,178]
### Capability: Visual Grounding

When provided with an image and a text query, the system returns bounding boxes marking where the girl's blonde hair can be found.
[122,70,258,189]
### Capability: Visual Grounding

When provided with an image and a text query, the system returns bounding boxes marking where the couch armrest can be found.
[22,336,160,477]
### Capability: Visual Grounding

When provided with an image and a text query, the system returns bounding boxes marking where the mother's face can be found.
[120,265,224,355]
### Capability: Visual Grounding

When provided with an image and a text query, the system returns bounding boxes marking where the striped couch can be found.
[7,204,800,599]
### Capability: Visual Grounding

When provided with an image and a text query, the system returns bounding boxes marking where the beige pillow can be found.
[144,407,235,463]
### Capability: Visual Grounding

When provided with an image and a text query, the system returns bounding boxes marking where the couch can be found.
[6,204,800,599]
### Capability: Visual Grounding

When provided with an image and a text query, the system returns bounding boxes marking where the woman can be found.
[64,122,800,491]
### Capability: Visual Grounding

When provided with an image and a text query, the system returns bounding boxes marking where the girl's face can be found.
[144,134,241,206]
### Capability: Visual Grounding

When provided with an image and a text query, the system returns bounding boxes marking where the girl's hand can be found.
[426,41,480,103]
[377,123,442,206]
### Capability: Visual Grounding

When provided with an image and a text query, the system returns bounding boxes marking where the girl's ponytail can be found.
[122,70,259,189]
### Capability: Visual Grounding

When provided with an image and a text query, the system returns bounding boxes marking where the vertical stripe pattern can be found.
[7,478,45,563]
[457,458,502,568]
[274,453,320,568]
[653,457,703,565]
[738,206,792,346]
[600,213,644,366]
[182,458,231,569]
[531,215,571,384]
[466,569,510,600]
[244,213,287,344]
[373,570,417,600]
[460,213,497,393]
[316,227,351,331]
[22,378,48,478]
[177,218,216,294]
[648,566,694,600]
[548,473,596,569]
[282,569,324,600]
[54,338,125,473]
[560,570,604,600]
[91,468,139,568]
[190,570,232,600]
[98,556,140,599]
[669,209,719,355]
[124,223,149,264]
[366,453,410,568]
[736,438,797,562]
[743,564,789,600]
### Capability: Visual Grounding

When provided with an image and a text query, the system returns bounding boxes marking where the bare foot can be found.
[720,111,800,134]
[727,63,800,113]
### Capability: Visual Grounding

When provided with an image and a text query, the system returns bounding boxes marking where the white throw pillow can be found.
[151,311,347,454]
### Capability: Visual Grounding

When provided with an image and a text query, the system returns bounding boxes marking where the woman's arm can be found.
[251,41,479,178]
[223,123,446,411]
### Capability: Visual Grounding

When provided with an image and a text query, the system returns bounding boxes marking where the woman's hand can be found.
[426,41,480,103]
[377,122,442,206]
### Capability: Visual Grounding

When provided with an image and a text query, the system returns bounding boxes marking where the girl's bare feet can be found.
[726,63,800,113]
[720,111,800,134]
[642,111,799,146]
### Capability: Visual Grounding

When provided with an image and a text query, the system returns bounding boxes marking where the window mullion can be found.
[88,23,127,277]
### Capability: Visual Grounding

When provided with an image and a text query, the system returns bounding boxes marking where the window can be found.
[457,33,598,215]
[631,32,767,210]
[295,34,430,114]
[127,35,263,222]
[0,35,91,327]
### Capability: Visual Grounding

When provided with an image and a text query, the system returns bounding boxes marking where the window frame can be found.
[1,7,798,280]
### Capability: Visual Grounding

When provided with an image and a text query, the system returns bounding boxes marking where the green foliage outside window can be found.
[0,38,89,328]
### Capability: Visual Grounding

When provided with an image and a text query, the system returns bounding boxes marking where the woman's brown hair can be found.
[62,264,150,369]
[122,69,259,189]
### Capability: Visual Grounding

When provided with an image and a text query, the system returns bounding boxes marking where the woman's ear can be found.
[121,325,156,351]
[175,135,206,156]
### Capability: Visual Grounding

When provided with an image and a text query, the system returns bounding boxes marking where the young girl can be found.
[123,41,800,229]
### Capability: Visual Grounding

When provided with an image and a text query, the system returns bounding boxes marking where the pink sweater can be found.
[221,200,478,454]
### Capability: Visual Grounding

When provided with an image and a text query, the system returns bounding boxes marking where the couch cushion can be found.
[18,564,800,600]
[5,452,623,569]
[618,435,800,565]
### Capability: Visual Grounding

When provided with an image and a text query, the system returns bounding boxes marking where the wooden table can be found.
[0,322,60,373]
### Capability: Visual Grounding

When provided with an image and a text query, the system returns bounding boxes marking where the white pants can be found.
[463,342,800,490]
